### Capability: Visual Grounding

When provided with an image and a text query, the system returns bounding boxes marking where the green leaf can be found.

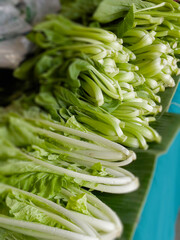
[0,139,21,159]
[54,86,81,107]
[90,162,110,177]
[148,113,180,155]
[0,160,46,176]
[5,193,64,229]
[68,59,92,88]
[61,0,102,21]
[117,4,135,38]
[66,193,90,215]
[34,54,63,84]
[0,173,73,203]
[13,56,39,81]
[93,0,155,23]
[35,90,61,121]
[101,95,120,113]
[158,75,180,117]
[65,116,90,133]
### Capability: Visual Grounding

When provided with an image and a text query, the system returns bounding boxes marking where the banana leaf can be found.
[158,76,180,117]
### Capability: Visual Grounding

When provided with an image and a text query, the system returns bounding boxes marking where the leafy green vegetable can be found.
[66,194,90,216]
[61,0,102,22]
[117,4,136,38]
[0,172,123,238]
[0,108,138,194]
[2,2,179,240]
[0,183,92,240]
[93,0,155,23]
[14,14,170,149]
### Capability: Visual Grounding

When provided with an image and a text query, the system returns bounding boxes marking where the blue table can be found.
[134,84,180,240]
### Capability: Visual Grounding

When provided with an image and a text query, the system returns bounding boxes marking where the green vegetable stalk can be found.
[0,182,122,240]
[0,107,138,193]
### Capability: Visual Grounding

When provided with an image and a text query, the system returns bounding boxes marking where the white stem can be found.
[105,165,137,178]
[87,203,110,221]
[0,183,96,237]
[101,229,122,240]
[35,206,83,234]
[66,155,133,167]
[71,187,122,229]
[60,188,109,221]
[36,127,107,151]
[68,212,116,233]
[63,150,135,167]
[27,118,129,154]
[0,218,99,240]
[0,223,65,240]
[52,148,135,166]
[75,150,125,160]
[116,151,136,166]
[23,153,133,185]
[85,178,139,194]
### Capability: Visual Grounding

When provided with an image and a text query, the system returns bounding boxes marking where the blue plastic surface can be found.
[133,83,180,240]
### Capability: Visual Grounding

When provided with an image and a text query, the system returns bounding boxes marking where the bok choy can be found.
[14,14,170,149]
[0,182,122,240]
[0,108,138,194]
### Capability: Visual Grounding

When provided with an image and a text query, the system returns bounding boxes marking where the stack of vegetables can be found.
[0,0,180,239]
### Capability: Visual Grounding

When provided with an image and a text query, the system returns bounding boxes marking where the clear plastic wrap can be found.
[0,0,60,69]
[0,37,32,69]
[0,3,31,40]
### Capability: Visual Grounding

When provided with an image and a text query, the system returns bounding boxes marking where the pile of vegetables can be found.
[0,182,124,240]
[0,103,138,239]
[0,0,180,239]
[14,15,164,149]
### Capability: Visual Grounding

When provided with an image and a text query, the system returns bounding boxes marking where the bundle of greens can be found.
[0,106,138,193]
[0,182,122,240]
[14,14,165,149]
[0,104,138,239]
[14,15,137,105]
[1,1,179,239]
[93,0,180,91]
[34,86,161,149]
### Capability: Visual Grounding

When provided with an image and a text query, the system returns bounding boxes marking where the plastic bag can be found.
[0,37,32,69]
[0,3,31,40]
[23,0,61,24]
[0,0,60,69]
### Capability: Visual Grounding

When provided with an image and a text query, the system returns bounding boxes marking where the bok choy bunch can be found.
[14,15,163,149]
[34,85,161,149]
[14,14,142,107]
[0,104,137,239]
[94,0,180,92]
[0,181,122,240]
[0,107,138,194]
